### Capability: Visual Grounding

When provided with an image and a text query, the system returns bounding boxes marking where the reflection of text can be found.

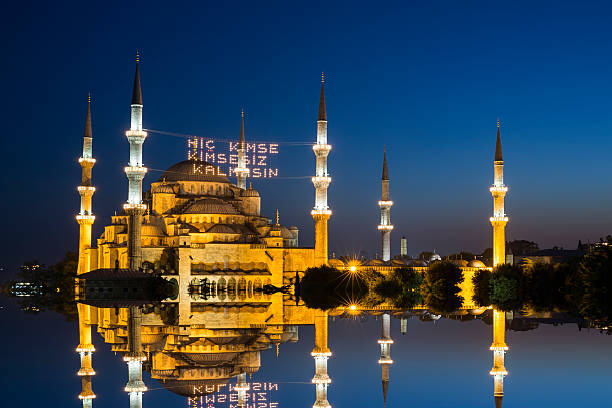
[194,382,279,408]
[188,138,279,178]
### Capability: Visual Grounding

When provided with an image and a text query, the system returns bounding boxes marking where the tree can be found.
[525,262,569,312]
[390,267,423,309]
[472,268,492,307]
[489,264,526,312]
[422,262,464,313]
[300,266,368,310]
[575,246,612,325]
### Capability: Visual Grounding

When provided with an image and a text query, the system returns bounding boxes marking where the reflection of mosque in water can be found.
[74,54,510,407]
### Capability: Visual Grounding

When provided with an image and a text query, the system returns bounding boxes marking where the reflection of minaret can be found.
[77,304,96,408]
[76,94,96,275]
[378,313,393,407]
[124,307,147,408]
[489,119,509,407]
[235,372,249,408]
[311,73,332,266]
[124,51,148,270]
[378,149,393,261]
[235,109,249,189]
[76,95,96,408]
[311,311,332,408]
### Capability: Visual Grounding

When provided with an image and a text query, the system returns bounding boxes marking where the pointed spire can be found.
[382,147,389,180]
[318,72,327,121]
[495,118,503,162]
[382,379,389,407]
[84,93,92,138]
[240,109,245,147]
[131,50,143,105]
[276,209,279,225]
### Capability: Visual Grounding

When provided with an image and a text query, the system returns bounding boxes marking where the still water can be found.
[1,297,610,408]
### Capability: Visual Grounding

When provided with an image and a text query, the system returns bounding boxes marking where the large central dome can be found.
[158,160,230,183]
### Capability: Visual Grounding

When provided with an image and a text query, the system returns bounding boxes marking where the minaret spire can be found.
[312,73,332,265]
[489,118,509,407]
[132,51,143,106]
[235,109,249,189]
[378,148,393,261]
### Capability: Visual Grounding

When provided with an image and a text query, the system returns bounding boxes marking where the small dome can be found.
[280,226,295,240]
[241,188,259,197]
[182,198,238,215]
[468,259,486,268]
[141,224,164,236]
[449,259,469,267]
[369,259,385,266]
[409,259,426,267]
[159,160,230,183]
[206,224,240,234]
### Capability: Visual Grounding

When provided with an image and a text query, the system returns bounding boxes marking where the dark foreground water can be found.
[1,297,610,408]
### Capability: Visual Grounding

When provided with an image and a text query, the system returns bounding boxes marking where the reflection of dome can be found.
[468,259,486,268]
[159,378,229,398]
[241,188,259,197]
[159,160,230,183]
[183,198,238,214]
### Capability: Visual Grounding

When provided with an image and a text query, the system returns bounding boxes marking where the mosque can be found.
[74,55,509,408]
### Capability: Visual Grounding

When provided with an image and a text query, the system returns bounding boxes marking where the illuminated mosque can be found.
[74,54,509,408]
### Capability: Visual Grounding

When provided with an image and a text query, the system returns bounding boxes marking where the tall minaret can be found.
[311,311,332,408]
[124,51,148,270]
[378,313,393,407]
[377,149,393,261]
[124,307,147,408]
[76,304,96,408]
[235,109,249,189]
[490,118,508,267]
[311,73,332,266]
[489,119,509,407]
[76,94,96,276]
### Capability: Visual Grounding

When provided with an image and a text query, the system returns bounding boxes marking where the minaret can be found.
[490,118,508,267]
[311,311,331,408]
[76,304,96,408]
[76,94,96,276]
[377,149,393,261]
[124,307,147,408]
[311,73,332,266]
[235,109,249,189]
[378,313,393,407]
[124,51,148,270]
[489,118,509,407]
[235,373,249,407]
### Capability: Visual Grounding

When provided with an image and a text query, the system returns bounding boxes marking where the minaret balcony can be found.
[489,216,509,223]
[124,166,148,174]
[123,203,147,211]
[377,225,394,231]
[377,338,394,344]
[313,401,332,408]
[78,157,96,165]
[76,344,95,353]
[378,200,393,207]
[490,344,509,351]
[313,144,331,153]
[234,166,249,175]
[311,350,332,357]
[311,374,332,384]
[78,368,96,376]
[125,129,148,139]
[312,176,331,188]
[78,393,96,400]
[76,214,96,222]
[489,368,508,376]
[124,384,148,393]
[235,383,250,392]
[311,209,332,216]
[78,186,96,193]
[378,358,394,364]
[489,185,508,193]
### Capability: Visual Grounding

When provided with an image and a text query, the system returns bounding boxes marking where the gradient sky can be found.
[3,1,612,271]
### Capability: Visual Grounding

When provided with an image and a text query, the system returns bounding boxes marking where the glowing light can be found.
[489,185,508,193]
[311,176,331,184]
[349,304,357,310]
[378,358,394,364]
[311,209,332,216]
[76,215,95,221]
[489,216,509,222]
[489,369,508,376]
[377,225,394,231]
[349,266,357,273]
[78,157,96,164]
[77,186,96,192]
[312,144,332,152]
[377,200,394,206]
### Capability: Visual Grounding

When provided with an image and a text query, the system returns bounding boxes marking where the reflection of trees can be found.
[422,262,464,313]
[7,252,78,321]
[300,266,368,310]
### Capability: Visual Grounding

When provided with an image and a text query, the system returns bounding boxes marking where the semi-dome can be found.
[152,183,176,194]
[241,188,259,197]
[182,198,239,215]
[158,160,230,183]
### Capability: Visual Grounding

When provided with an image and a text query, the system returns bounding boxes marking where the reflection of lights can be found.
[489,185,508,193]
[349,304,357,311]
[377,200,393,206]
[377,225,394,231]
[78,157,96,164]
[349,266,357,273]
